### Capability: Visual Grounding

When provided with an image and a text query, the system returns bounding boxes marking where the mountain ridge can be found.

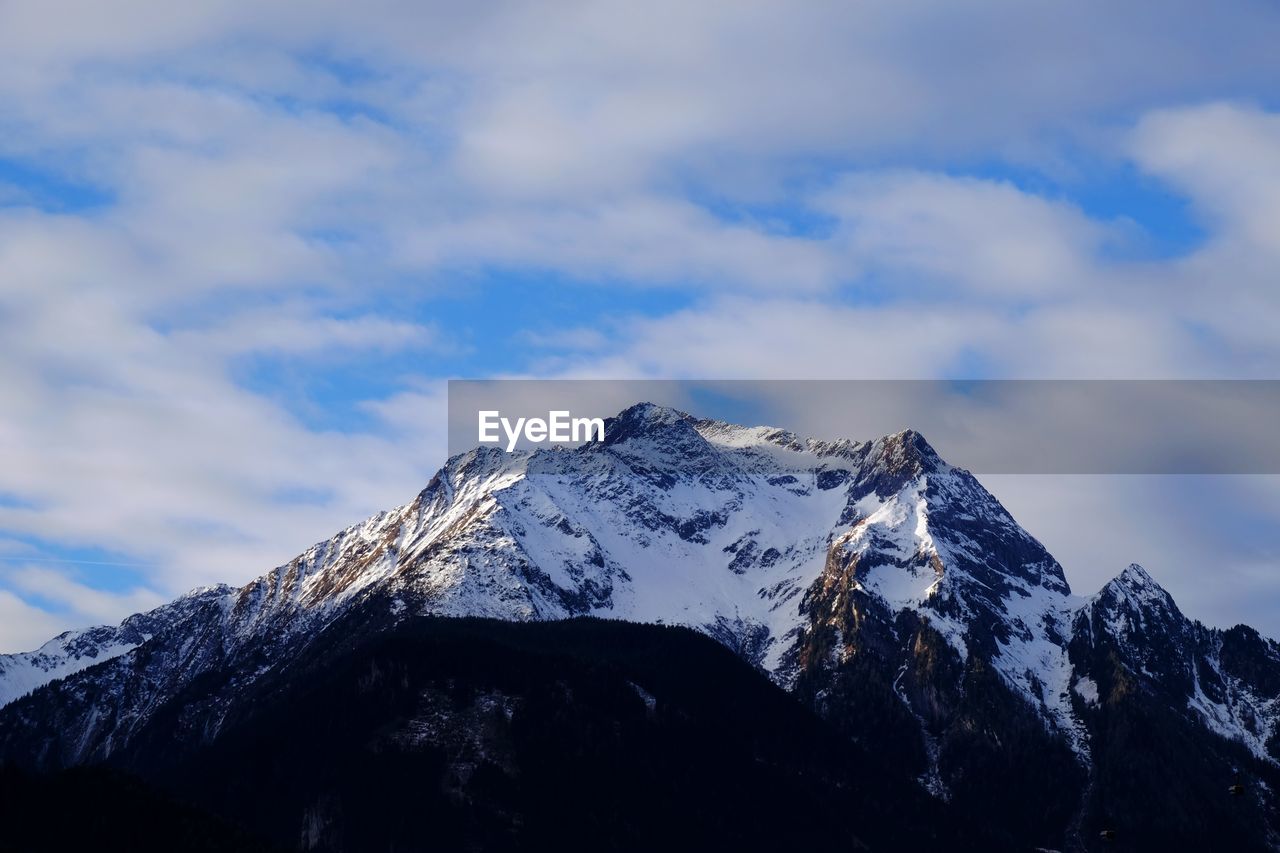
[2,402,1279,850]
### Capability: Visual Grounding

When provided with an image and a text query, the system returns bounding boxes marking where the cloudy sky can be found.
[2,1,1280,651]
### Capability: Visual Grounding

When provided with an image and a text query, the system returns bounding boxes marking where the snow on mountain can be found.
[1,403,1277,776]
[0,632,140,711]
[0,585,232,708]
[1075,561,1280,762]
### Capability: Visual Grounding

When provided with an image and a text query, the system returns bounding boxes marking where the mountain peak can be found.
[616,401,691,424]
[601,402,698,446]
[1110,563,1164,594]
[888,428,941,459]
[867,428,942,466]
[851,428,945,498]
[1095,562,1180,617]
[1119,562,1155,585]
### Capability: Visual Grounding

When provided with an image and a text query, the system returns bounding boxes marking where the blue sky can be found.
[2,1,1280,650]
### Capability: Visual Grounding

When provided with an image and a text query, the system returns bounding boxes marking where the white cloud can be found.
[817,172,1114,299]
[981,474,1280,635]
[1125,103,1280,362]
[174,308,438,358]
[0,2,1278,651]
[0,591,71,653]
[391,195,839,292]
[1132,102,1280,249]
[559,297,1003,379]
[6,566,164,626]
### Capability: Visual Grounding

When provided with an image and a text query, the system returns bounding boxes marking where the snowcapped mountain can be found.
[2,403,1278,850]
[0,585,231,709]
[1073,562,1280,759]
